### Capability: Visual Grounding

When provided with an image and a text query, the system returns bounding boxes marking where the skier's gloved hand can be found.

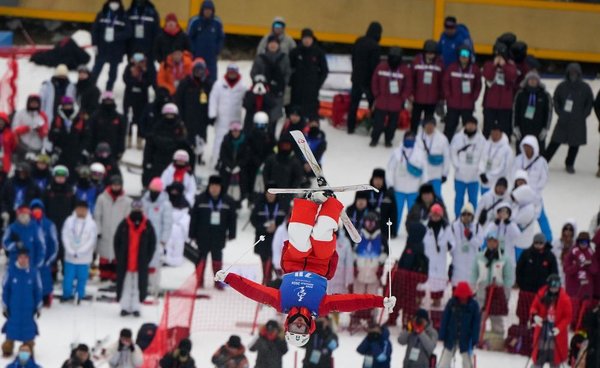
[479,174,489,184]
[214,270,228,282]
[383,296,396,313]
[533,315,543,327]
[552,327,560,336]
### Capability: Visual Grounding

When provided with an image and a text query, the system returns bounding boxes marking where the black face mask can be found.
[308,126,320,138]
[78,178,91,188]
[149,191,160,202]
[101,102,116,112]
[465,129,477,138]
[27,104,39,112]
[388,56,402,69]
[130,211,143,223]
[63,108,74,117]
[164,117,177,124]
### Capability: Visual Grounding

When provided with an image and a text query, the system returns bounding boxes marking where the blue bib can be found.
[355,235,383,259]
[280,271,328,316]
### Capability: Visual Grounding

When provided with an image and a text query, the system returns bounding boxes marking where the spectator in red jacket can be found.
[410,40,444,133]
[482,42,518,138]
[442,46,481,142]
[0,112,17,174]
[370,47,412,148]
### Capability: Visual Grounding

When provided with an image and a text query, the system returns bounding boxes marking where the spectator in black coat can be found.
[346,191,370,244]
[262,139,304,191]
[88,91,127,160]
[289,28,329,118]
[140,87,172,139]
[49,97,92,175]
[175,58,213,159]
[246,112,275,203]
[75,65,100,120]
[367,168,398,238]
[189,175,237,289]
[43,165,75,238]
[347,22,382,134]
[91,0,132,91]
[159,338,195,368]
[250,185,290,284]
[249,320,288,368]
[1,163,41,221]
[302,317,338,368]
[406,183,448,226]
[513,71,552,155]
[123,53,154,148]
[126,0,160,75]
[583,302,600,368]
[153,13,191,64]
[142,103,190,187]
[92,142,122,180]
[242,75,275,136]
[62,344,95,368]
[217,122,250,206]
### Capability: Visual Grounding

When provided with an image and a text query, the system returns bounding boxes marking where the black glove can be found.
[441,176,447,184]
[504,219,511,225]
[480,173,488,184]
[494,219,501,225]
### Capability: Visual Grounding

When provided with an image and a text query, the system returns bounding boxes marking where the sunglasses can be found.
[288,322,308,334]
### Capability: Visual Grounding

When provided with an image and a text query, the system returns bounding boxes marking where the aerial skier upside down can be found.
[215,192,396,347]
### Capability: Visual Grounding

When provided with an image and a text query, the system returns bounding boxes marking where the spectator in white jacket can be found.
[450,203,484,286]
[512,135,552,243]
[415,117,450,199]
[61,200,97,302]
[510,170,542,261]
[208,64,247,169]
[108,329,143,368]
[450,116,486,218]
[484,202,521,267]
[475,177,509,228]
[478,125,513,194]
[164,182,190,267]
[424,203,454,307]
[11,94,49,162]
[387,132,427,227]
[39,64,76,123]
[160,150,197,207]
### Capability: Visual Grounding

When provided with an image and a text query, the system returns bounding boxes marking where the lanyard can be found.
[370,192,383,208]
[422,135,434,155]
[209,199,222,212]
[264,203,279,221]
[528,92,536,107]
[72,218,86,242]
[108,10,117,27]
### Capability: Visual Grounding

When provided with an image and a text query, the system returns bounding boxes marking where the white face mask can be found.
[109,2,120,11]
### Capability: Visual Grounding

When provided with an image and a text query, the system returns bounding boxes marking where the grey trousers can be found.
[119,272,140,313]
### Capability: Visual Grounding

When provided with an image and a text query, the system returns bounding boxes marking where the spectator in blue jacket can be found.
[2,205,45,270]
[438,282,480,368]
[5,344,40,368]
[91,0,132,91]
[126,0,160,75]
[187,0,224,82]
[29,199,58,308]
[437,16,473,67]
[356,324,392,368]
[1,248,43,358]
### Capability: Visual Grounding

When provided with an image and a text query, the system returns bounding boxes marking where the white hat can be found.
[173,149,189,162]
[55,64,69,77]
[161,103,179,115]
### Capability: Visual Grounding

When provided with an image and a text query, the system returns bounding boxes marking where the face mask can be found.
[252,83,267,95]
[109,1,120,11]
[149,191,160,201]
[32,208,43,221]
[27,104,39,112]
[18,351,30,363]
[130,211,143,222]
[63,108,74,117]
[308,126,319,137]
[465,129,476,137]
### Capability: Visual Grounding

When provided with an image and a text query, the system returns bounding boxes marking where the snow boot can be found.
[43,293,53,308]
[2,340,13,357]
[195,260,206,289]
[212,261,224,290]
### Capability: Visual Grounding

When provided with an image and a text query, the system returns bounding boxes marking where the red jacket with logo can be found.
[411,54,444,105]
[371,61,412,112]
[443,62,482,110]
[482,60,518,110]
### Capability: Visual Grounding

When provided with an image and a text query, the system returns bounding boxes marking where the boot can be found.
[212,261,224,290]
[43,293,53,308]
[2,340,13,357]
[195,260,206,289]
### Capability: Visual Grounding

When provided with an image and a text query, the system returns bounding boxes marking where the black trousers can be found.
[411,103,436,133]
[371,109,399,144]
[347,83,374,132]
[545,142,580,167]
[444,108,473,142]
[483,108,512,138]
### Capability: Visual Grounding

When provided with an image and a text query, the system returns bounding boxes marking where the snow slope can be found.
[0,30,599,367]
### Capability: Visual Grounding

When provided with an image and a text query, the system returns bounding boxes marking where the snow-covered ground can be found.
[0,30,599,367]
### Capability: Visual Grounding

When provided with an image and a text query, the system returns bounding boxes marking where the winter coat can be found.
[327,232,354,294]
[530,287,572,365]
[246,126,275,169]
[8,358,42,368]
[471,249,514,312]
[351,23,382,87]
[411,53,444,105]
[62,212,97,265]
[2,220,45,269]
[257,32,296,55]
[289,43,329,115]
[250,195,289,259]
[2,263,42,342]
[0,120,17,173]
[262,152,304,190]
[474,189,508,228]
[387,146,427,194]
[478,133,513,190]
[513,80,553,138]
[11,108,48,152]
[482,60,518,110]
[437,24,473,67]
[551,63,594,146]
[142,117,190,186]
[75,181,101,214]
[153,28,191,64]
[164,206,190,267]
[123,62,153,113]
[160,164,197,207]
[371,61,412,112]
[563,245,598,299]
[91,3,132,61]
[583,305,600,368]
[49,106,92,172]
[443,61,482,110]
[423,220,454,291]
[94,189,132,260]
[249,326,288,368]
[175,75,213,140]
[450,130,486,183]
[367,186,397,238]
[31,201,58,296]
[511,184,540,250]
[157,51,193,95]
[406,196,447,226]
[271,221,288,273]
[356,327,392,368]
[126,1,160,56]
[303,327,338,368]
[439,297,480,352]
[397,223,429,275]
[218,132,251,192]
[250,51,291,97]
[355,229,386,284]
[397,323,438,368]
[39,77,76,124]
[1,178,41,218]
[242,90,275,130]
[484,219,521,267]
[141,191,173,267]
[450,220,484,286]
[75,78,101,119]
[114,217,156,301]
[516,245,559,293]
[187,3,224,78]
[208,76,246,133]
[415,129,450,180]
[107,342,144,368]
[512,136,548,194]
[159,351,195,368]
[189,192,237,251]
[88,104,128,159]
[211,345,249,368]
[43,181,75,234]
[552,235,576,285]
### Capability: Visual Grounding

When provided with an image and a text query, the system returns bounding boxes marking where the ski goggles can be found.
[459,49,471,58]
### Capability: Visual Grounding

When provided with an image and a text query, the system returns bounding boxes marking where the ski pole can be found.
[386,218,393,298]
[223,236,266,273]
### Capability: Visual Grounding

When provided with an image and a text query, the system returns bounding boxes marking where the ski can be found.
[289,130,363,243]
[268,184,378,195]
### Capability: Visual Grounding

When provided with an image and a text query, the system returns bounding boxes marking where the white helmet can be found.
[253,111,269,126]
[173,149,190,163]
[161,103,179,116]
[285,331,310,347]
[90,162,106,175]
